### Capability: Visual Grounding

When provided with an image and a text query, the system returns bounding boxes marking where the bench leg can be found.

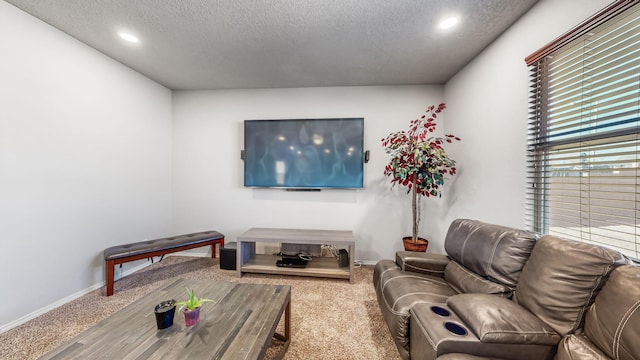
[106,259,115,296]
[211,238,224,259]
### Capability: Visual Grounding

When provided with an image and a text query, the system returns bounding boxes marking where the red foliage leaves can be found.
[381,102,460,198]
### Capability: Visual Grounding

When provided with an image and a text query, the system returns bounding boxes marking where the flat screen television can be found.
[243,118,364,189]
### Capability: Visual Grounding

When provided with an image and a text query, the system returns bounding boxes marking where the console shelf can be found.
[237,228,355,283]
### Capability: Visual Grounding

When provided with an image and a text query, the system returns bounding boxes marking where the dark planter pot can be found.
[403,237,429,252]
[182,307,201,327]
[154,300,176,330]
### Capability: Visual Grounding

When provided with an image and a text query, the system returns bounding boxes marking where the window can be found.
[526,0,640,259]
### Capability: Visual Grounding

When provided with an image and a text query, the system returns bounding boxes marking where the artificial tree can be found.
[382,103,460,249]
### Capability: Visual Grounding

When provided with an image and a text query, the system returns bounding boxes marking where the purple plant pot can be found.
[182,307,201,326]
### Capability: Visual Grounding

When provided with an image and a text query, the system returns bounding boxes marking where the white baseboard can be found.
[168,252,210,258]
[0,261,152,334]
[358,260,377,266]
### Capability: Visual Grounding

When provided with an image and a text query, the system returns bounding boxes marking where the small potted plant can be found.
[175,288,215,326]
[382,103,460,251]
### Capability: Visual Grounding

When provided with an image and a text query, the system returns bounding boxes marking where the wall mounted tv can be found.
[243,118,365,190]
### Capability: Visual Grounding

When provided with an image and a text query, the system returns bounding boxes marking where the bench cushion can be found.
[104,230,224,260]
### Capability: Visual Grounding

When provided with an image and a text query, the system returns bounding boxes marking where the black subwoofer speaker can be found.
[338,249,349,267]
[220,242,237,270]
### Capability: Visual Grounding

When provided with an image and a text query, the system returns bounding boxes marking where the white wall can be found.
[0,2,172,329]
[170,0,614,262]
[171,85,447,261]
[443,0,613,229]
[0,0,616,333]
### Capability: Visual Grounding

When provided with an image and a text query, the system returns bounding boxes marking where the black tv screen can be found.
[243,118,364,189]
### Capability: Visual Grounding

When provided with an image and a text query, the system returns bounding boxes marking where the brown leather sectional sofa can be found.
[373,219,639,360]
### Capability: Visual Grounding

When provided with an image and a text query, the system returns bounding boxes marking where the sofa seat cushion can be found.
[448,293,561,345]
[378,267,457,313]
[555,334,610,360]
[584,265,640,360]
[444,219,538,288]
[373,259,398,290]
[514,235,628,336]
[444,261,513,297]
[374,259,457,359]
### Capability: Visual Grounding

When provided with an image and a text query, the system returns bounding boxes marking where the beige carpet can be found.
[0,256,400,360]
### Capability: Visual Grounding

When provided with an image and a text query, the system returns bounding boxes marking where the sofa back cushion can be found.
[584,265,640,360]
[444,219,539,288]
[444,261,512,297]
[514,235,628,336]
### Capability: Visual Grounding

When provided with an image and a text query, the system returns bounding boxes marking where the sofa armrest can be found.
[447,293,561,345]
[396,251,449,276]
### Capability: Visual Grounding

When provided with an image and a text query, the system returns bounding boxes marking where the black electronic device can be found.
[243,118,365,189]
[276,251,311,268]
[338,249,349,267]
[276,258,308,268]
[220,242,237,270]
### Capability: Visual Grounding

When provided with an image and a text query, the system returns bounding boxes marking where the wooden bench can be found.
[104,230,224,296]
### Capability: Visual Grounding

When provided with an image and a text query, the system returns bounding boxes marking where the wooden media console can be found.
[236,228,355,283]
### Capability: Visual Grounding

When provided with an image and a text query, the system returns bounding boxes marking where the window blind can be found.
[526,1,640,259]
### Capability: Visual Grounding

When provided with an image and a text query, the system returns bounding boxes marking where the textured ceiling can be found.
[5,0,539,90]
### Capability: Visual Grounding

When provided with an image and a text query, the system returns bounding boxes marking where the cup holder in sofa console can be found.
[430,306,451,317]
[444,322,468,336]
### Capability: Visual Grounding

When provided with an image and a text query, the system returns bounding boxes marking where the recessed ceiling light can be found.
[438,16,460,31]
[118,32,139,43]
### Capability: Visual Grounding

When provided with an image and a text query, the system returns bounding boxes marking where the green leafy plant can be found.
[382,103,460,242]
[175,288,214,312]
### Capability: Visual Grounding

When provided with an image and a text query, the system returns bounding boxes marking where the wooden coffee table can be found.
[39,278,291,360]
